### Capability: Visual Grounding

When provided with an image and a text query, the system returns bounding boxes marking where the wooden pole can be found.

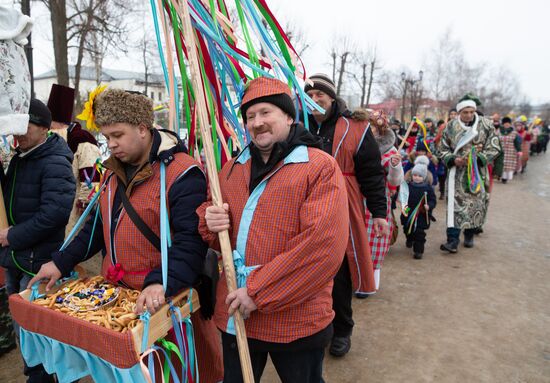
[397,118,416,152]
[172,1,254,382]
[0,192,9,230]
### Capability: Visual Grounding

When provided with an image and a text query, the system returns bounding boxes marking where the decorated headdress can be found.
[77,86,154,131]
[456,93,481,112]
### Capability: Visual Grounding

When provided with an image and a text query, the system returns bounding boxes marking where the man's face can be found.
[503,122,511,129]
[101,122,150,165]
[306,89,334,121]
[15,122,48,151]
[245,102,292,154]
[459,107,476,124]
[426,121,433,129]
[449,111,458,120]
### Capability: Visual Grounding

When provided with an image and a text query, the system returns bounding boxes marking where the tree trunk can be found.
[360,63,366,108]
[331,52,336,84]
[336,52,349,96]
[366,59,375,106]
[73,6,94,116]
[49,0,69,86]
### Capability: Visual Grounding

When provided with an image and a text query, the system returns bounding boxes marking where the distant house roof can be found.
[35,65,165,84]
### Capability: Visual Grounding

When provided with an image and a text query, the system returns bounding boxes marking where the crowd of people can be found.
[0,69,547,383]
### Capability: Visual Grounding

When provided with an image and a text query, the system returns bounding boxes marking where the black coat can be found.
[400,181,437,231]
[304,100,387,218]
[1,134,75,273]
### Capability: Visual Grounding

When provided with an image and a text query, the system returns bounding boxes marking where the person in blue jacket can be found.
[0,98,75,383]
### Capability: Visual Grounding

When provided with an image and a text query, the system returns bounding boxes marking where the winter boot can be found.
[413,252,423,260]
[329,335,351,357]
[440,238,459,253]
[464,231,475,248]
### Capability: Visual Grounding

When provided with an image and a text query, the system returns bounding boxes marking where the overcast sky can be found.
[2,0,549,104]
[271,0,550,104]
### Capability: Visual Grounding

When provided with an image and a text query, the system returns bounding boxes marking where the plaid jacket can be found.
[198,145,349,343]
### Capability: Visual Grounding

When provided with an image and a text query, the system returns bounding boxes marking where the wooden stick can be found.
[0,191,9,230]
[397,119,416,151]
[173,2,254,382]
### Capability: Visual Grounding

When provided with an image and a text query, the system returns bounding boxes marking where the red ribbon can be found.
[105,263,151,284]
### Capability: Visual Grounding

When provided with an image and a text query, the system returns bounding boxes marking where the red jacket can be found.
[198,145,349,343]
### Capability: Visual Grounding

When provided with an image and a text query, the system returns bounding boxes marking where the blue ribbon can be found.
[140,311,151,354]
[233,250,257,288]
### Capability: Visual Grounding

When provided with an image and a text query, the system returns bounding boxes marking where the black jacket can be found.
[305,99,387,218]
[400,181,437,231]
[1,134,75,273]
[52,129,208,297]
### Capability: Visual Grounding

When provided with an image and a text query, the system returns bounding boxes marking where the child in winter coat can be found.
[400,157,437,259]
[403,143,438,186]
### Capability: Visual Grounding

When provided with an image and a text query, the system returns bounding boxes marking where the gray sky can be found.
[272,0,550,104]
[3,0,549,103]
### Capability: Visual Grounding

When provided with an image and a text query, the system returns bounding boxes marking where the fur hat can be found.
[304,73,337,99]
[240,77,296,124]
[93,89,154,128]
[501,116,512,124]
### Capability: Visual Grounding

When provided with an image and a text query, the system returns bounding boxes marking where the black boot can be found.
[464,231,474,248]
[329,335,351,357]
[406,239,413,248]
[440,238,459,253]
[413,252,423,259]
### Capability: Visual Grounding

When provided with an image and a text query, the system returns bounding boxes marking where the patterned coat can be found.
[439,115,501,229]
[198,145,349,343]
[498,128,519,173]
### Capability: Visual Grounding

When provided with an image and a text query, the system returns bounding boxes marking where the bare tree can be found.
[284,21,310,57]
[43,0,131,109]
[327,36,354,96]
[46,0,70,86]
[349,46,381,107]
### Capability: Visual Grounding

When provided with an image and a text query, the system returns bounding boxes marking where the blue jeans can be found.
[5,268,55,383]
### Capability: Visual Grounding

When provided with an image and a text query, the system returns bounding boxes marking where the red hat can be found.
[240,77,296,123]
[47,84,75,124]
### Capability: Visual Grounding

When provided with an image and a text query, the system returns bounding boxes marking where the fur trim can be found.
[351,108,369,121]
[375,128,396,154]
[94,89,154,128]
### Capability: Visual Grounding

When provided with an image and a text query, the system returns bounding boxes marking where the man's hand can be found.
[27,261,62,291]
[424,204,430,211]
[226,287,257,319]
[205,203,230,233]
[373,218,389,238]
[135,284,165,315]
[0,227,10,247]
[390,153,402,167]
[454,157,466,167]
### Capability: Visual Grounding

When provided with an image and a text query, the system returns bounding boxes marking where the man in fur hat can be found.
[438,94,501,252]
[47,84,102,236]
[200,77,349,382]
[304,73,387,356]
[30,88,223,382]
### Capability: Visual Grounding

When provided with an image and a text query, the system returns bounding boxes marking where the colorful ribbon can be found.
[466,146,484,194]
